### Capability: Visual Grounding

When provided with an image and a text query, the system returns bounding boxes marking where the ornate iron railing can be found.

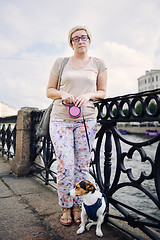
[30,89,160,239]
[0,116,17,159]
[94,89,160,240]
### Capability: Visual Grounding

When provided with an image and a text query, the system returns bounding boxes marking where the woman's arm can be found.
[46,73,75,103]
[75,69,107,107]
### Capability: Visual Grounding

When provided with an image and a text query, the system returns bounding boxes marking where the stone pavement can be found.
[0,156,135,240]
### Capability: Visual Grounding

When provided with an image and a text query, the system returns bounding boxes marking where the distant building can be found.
[138,70,160,92]
[0,102,18,117]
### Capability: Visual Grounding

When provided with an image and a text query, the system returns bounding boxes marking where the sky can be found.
[0,0,160,111]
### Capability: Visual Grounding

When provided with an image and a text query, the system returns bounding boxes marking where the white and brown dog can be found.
[69,180,107,237]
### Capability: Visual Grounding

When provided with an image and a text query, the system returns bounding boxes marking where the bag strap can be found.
[57,57,69,90]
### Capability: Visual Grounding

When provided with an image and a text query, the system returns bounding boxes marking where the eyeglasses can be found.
[71,35,89,43]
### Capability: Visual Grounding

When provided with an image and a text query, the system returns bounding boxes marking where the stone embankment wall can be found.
[117,123,160,134]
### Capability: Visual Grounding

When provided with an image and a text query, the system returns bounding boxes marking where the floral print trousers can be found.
[49,117,97,208]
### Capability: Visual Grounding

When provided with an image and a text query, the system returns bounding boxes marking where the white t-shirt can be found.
[50,57,106,121]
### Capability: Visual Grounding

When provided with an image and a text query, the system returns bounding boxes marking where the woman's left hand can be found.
[75,93,91,107]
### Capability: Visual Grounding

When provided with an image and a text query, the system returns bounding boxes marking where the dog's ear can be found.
[86,183,96,193]
[79,181,88,190]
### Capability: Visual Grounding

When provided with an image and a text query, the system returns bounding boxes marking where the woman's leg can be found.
[50,119,75,209]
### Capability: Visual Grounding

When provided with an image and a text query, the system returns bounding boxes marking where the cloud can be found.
[89,41,154,96]
[0,37,17,56]
[0,0,160,110]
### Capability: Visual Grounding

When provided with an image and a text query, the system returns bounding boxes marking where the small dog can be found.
[69,180,107,237]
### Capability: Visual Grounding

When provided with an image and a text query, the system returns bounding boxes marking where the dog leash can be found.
[82,114,91,152]
[82,114,109,216]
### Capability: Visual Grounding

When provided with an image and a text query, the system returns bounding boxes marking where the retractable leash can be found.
[62,101,82,119]
[62,100,91,151]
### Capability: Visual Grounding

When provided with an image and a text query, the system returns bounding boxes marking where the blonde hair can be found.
[68,25,92,47]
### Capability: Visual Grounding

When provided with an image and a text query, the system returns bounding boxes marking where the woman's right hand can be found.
[61,91,75,104]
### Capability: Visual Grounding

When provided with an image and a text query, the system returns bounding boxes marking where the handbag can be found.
[36,57,69,138]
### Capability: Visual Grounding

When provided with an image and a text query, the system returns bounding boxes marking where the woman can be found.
[46,26,107,226]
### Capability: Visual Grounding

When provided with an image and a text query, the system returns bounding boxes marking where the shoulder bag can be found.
[36,57,69,138]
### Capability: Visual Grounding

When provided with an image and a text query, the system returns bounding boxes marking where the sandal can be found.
[72,205,81,224]
[60,208,72,226]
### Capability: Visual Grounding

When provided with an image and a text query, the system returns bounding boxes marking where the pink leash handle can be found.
[62,101,82,119]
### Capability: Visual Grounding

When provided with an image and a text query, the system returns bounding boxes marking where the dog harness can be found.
[83,193,107,221]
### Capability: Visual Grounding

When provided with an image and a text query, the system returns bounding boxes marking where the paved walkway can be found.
[0,156,135,240]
